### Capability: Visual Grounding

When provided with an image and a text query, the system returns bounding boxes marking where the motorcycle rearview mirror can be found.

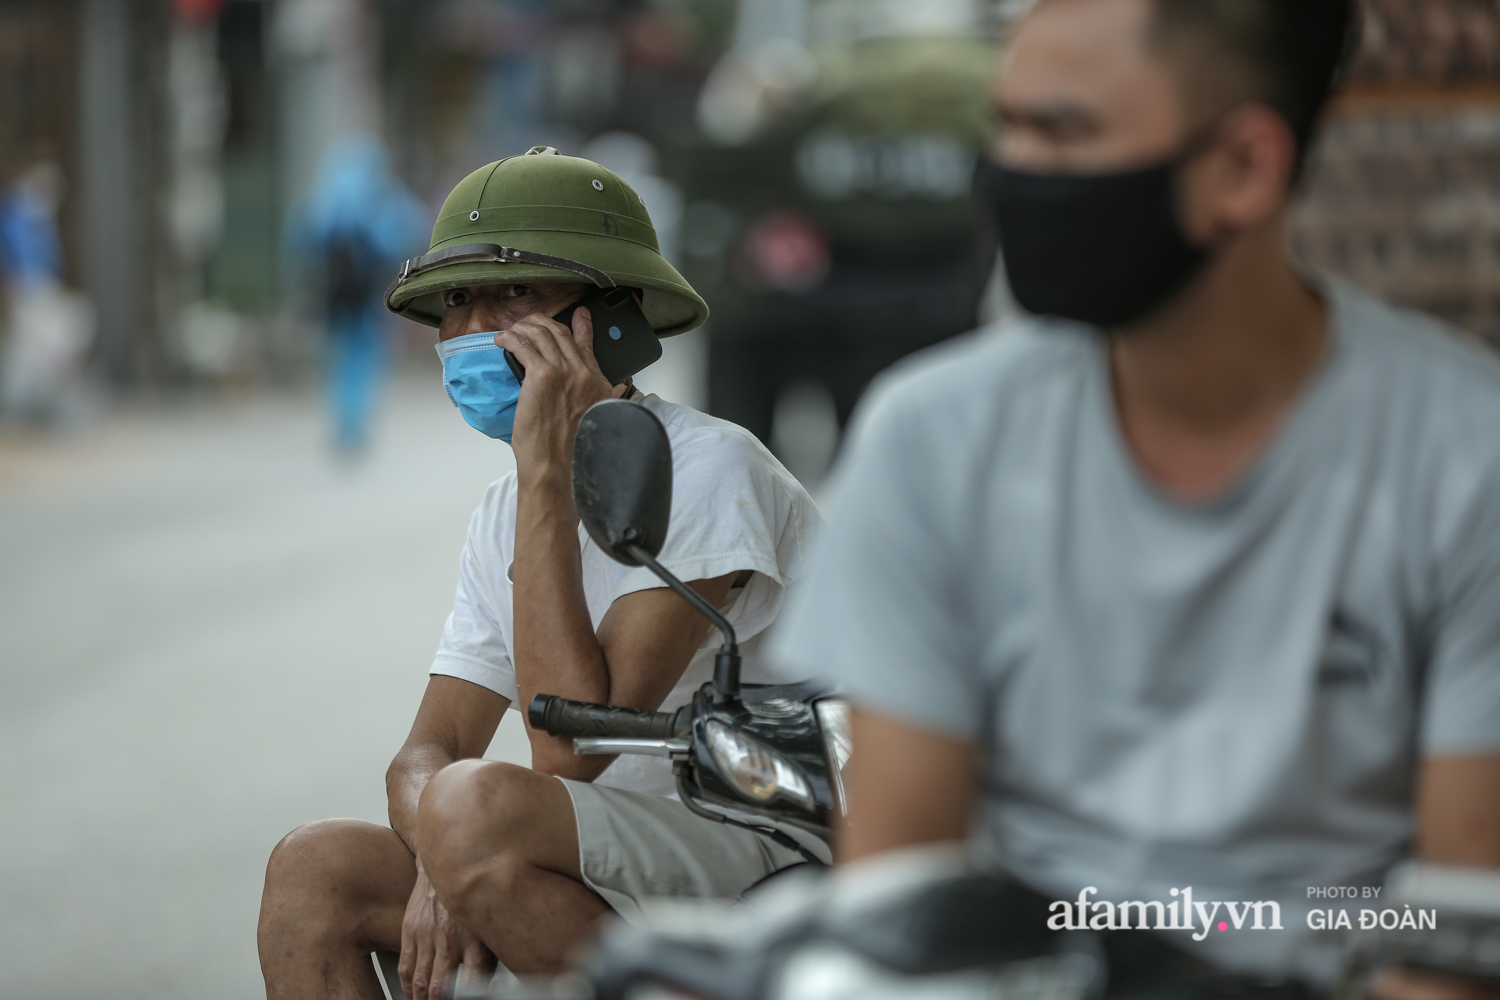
[573,399,741,699]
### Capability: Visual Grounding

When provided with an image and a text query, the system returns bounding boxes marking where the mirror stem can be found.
[622,543,740,699]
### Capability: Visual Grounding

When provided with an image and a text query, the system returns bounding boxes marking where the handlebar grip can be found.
[528,694,681,739]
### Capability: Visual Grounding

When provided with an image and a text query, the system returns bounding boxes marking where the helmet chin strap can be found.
[390,243,616,297]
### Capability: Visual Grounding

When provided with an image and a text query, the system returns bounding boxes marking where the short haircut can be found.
[1147,0,1359,172]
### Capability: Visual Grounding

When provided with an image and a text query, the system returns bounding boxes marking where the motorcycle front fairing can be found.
[678,681,841,853]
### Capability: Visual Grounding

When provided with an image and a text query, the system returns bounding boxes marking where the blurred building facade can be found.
[0,3,80,275]
[2,0,158,385]
[2,0,1500,403]
[1,0,738,398]
[1295,0,1500,346]
[378,0,733,210]
[0,0,281,389]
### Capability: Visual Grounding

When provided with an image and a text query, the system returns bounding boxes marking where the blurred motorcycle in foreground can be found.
[571,856,1500,1000]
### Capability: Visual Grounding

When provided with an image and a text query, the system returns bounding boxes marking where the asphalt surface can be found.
[0,369,536,999]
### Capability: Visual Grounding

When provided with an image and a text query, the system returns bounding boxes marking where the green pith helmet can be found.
[385,147,709,336]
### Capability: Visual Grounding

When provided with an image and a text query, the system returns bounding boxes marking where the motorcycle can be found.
[526,396,853,867]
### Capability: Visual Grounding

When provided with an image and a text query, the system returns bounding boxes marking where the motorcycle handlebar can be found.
[528,694,682,740]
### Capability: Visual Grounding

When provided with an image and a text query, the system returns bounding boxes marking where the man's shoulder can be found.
[464,470,520,542]
[1335,282,1500,436]
[642,393,765,446]
[1340,282,1500,374]
[630,395,822,586]
[474,469,519,509]
[856,316,1093,431]
[641,395,807,492]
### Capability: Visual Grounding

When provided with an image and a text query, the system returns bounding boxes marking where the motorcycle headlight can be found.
[704,721,814,810]
[815,699,852,816]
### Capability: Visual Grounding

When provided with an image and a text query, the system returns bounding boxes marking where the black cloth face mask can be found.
[989,156,1210,329]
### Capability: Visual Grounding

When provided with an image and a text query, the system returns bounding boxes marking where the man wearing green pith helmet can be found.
[257,148,822,1000]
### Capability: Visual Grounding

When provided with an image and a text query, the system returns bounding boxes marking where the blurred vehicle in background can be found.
[581,130,712,410]
[679,0,997,481]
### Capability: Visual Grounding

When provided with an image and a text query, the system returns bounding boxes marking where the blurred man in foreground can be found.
[773,0,1500,993]
[258,150,816,1000]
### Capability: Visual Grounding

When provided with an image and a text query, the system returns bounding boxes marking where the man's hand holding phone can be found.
[498,305,628,480]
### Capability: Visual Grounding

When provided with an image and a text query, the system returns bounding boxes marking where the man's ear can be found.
[1181,104,1298,244]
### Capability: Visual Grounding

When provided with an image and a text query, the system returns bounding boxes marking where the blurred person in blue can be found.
[0,162,62,284]
[289,134,425,455]
[772,0,1500,996]
[0,159,95,425]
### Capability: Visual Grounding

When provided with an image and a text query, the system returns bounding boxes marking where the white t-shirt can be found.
[432,393,821,798]
[771,281,1500,982]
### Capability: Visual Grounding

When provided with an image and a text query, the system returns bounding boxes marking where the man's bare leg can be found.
[418,761,612,974]
[259,818,416,1000]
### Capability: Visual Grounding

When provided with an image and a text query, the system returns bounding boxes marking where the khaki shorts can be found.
[556,777,806,924]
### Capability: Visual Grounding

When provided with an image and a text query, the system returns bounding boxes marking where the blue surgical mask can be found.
[435,331,520,443]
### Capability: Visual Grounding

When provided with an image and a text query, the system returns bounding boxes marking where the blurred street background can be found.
[2,0,1500,996]
[0,372,531,997]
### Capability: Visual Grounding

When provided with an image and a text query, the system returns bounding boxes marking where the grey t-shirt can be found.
[770,282,1500,980]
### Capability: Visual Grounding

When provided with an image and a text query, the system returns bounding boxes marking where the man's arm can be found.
[387,677,509,999]
[514,545,744,778]
[387,676,510,851]
[1417,755,1500,866]
[835,719,1500,868]
[499,304,752,779]
[1370,756,1500,1000]
[534,569,750,773]
[837,705,980,863]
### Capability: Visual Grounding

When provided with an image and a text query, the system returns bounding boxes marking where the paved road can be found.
[0,371,534,998]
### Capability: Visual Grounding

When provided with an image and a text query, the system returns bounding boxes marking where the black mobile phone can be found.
[504,286,662,386]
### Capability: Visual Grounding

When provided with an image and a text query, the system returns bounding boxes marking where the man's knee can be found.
[260,818,407,943]
[418,761,562,899]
